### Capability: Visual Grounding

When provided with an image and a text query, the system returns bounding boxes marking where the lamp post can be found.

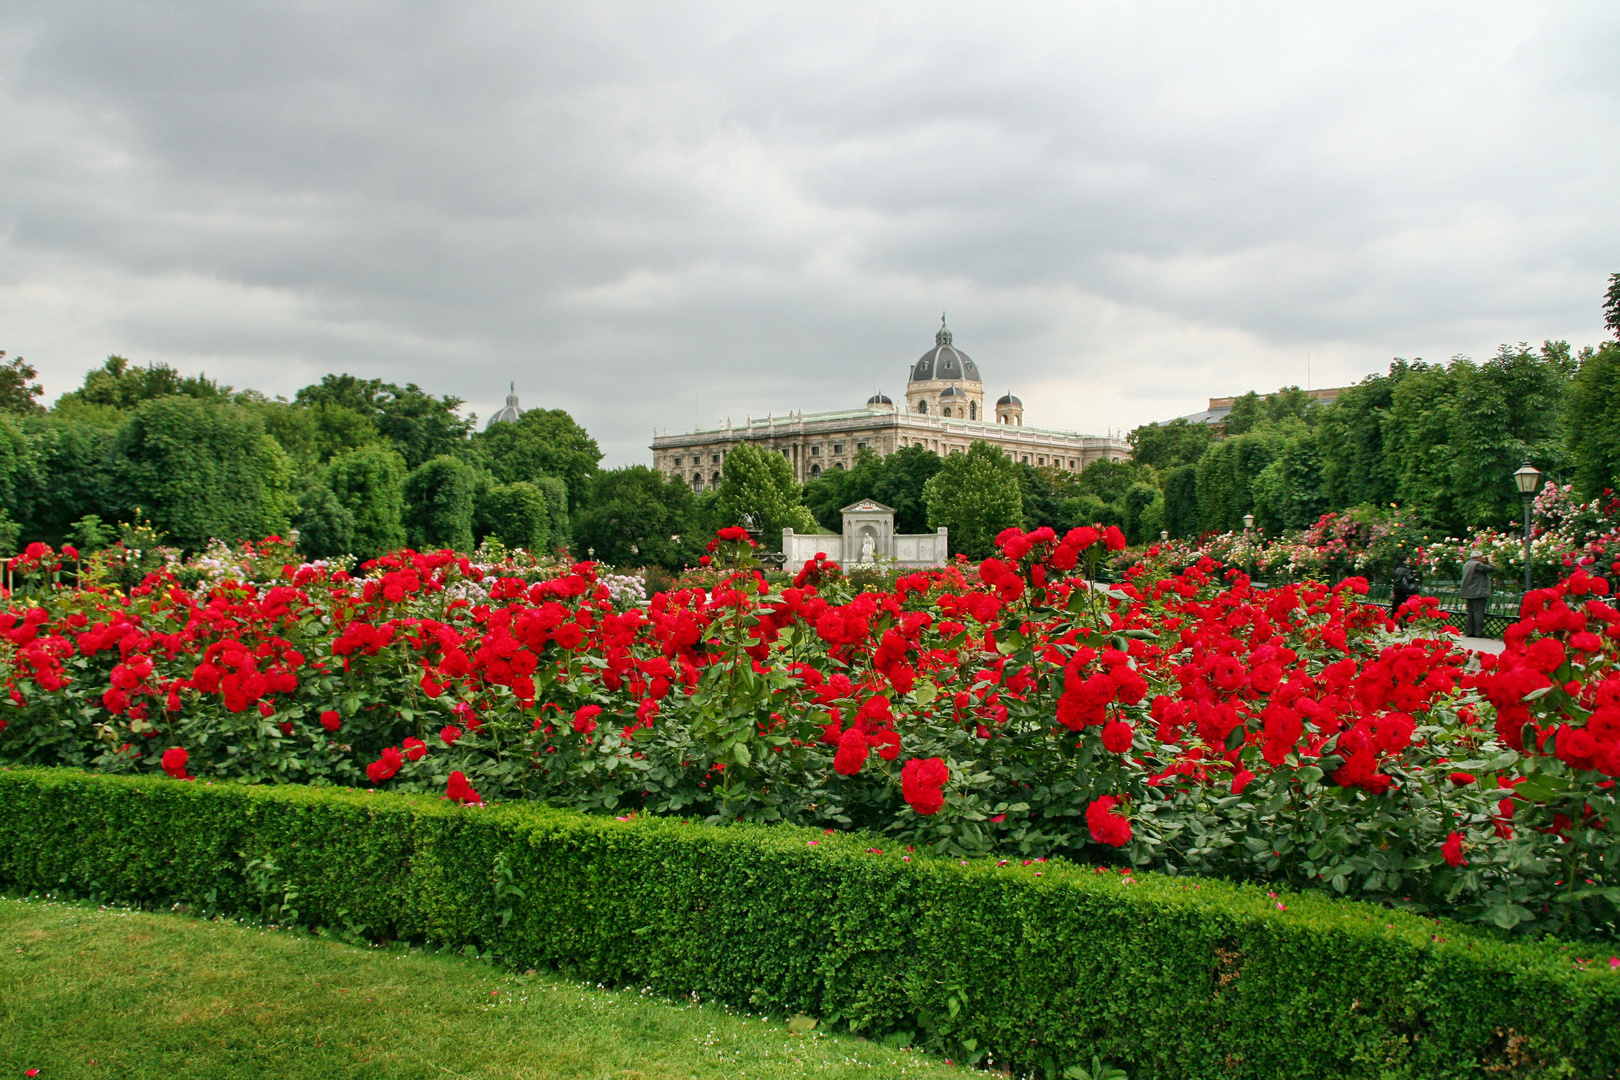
[1513,461,1540,594]
[1242,513,1256,583]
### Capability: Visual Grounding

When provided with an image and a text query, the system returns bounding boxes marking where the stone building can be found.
[651,320,1129,489]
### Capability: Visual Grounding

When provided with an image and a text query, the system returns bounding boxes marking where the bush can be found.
[1,766,1615,1080]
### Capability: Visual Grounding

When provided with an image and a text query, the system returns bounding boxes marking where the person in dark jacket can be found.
[1390,557,1420,618]
[1459,550,1496,637]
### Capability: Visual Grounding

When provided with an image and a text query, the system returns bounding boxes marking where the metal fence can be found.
[1255,578,1520,639]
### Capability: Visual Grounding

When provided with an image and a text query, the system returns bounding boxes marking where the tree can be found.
[294,374,473,470]
[291,481,356,560]
[1604,271,1620,339]
[1566,341,1620,499]
[0,353,44,414]
[1448,344,1572,530]
[1251,422,1326,532]
[1073,458,1139,504]
[325,446,407,559]
[922,441,1023,559]
[1318,366,1404,510]
[1385,361,1463,533]
[1128,418,1213,471]
[113,397,293,551]
[574,466,702,569]
[15,417,116,544]
[1121,481,1164,544]
[471,408,602,511]
[402,456,479,552]
[476,480,551,554]
[871,445,942,534]
[713,442,815,549]
[1162,465,1199,539]
[258,400,381,467]
[59,356,230,411]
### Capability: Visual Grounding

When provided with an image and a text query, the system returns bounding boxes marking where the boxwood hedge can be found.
[0,766,1615,1079]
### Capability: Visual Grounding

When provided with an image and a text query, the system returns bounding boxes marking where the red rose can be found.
[1448,771,1476,786]
[320,710,341,732]
[573,704,602,734]
[160,746,189,780]
[833,726,870,775]
[1100,720,1134,754]
[1086,795,1132,847]
[1441,831,1468,867]
[444,769,483,805]
[403,737,427,761]
[440,725,463,746]
[1103,525,1127,551]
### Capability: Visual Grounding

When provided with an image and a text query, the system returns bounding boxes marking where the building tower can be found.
[905,316,984,420]
[487,383,523,429]
[996,392,1023,426]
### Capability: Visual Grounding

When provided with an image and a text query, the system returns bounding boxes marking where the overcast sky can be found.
[1,3,1615,465]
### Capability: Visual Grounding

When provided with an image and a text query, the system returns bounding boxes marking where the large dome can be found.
[910,322,981,384]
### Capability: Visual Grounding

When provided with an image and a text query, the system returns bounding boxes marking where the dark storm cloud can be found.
[0,2,1615,462]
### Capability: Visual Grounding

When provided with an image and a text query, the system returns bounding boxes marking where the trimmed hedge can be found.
[0,767,1615,1080]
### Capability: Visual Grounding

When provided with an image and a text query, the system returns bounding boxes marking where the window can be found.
[969,402,977,420]
[810,445,821,456]
[711,453,720,464]
[691,474,703,491]
[834,462,844,470]
[942,407,952,418]
[1038,457,1045,466]
[674,456,682,466]
[833,443,843,454]
[781,448,791,458]
[917,400,928,414]
[856,441,866,450]
[712,472,721,487]
[810,463,821,477]
[1022,455,1030,464]
[1069,459,1077,469]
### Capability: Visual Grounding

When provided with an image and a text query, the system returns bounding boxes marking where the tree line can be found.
[1121,276,1620,540]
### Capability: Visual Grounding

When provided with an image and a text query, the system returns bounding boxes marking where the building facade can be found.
[651,321,1129,489]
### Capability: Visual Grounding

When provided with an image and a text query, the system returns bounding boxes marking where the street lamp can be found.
[1242,514,1256,584]
[1513,461,1540,594]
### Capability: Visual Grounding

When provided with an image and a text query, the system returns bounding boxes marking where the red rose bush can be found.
[2,526,1619,940]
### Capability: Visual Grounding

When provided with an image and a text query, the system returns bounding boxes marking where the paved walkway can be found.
[1458,636,1505,655]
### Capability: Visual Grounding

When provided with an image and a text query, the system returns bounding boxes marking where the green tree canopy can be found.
[475,480,553,555]
[59,356,231,412]
[713,442,815,549]
[0,353,44,415]
[294,374,473,470]
[574,465,702,569]
[402,456,479,552]
[872,444,943,534]
[113,397,292,551]
[1566,341,1620,500]
[324,445,408,560]
[922,441,1023,559]
[1128,418,1213,471]
[471,408,602,511]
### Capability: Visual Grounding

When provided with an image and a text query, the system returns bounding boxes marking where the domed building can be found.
[651,318,1127,491]
[486,383,523,428]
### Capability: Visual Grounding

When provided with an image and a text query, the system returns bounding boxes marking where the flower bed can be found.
[2,526,1619,941]
[2,767,1615,1079]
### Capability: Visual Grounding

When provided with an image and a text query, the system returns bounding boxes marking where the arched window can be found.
[834,462,844,470]
[969,401,977,420]
[810,463,821,477]
[942,406,952,418]
[916,400,928,414]
[691,474,703,491]
[711,472,721,487]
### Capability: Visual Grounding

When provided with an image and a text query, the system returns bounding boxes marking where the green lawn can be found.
[0,898,978,1080]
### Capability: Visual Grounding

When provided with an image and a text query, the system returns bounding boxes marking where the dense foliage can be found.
[5,767,1616,1080]
[5,524,1620,945]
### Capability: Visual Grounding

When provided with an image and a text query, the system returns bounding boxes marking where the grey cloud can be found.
[0,2,1615,464]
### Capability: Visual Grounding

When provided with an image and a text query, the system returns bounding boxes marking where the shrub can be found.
[1,767,1615,1080]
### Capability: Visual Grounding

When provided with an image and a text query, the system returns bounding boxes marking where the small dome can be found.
[910,319,982,384]
[939,386,966,398]
[866,392,893,406]
[486,382,523,428]
[996,393,1022,406]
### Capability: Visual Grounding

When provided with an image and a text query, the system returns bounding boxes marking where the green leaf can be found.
[913,681,938,707]
[787,1014,818,1035]
[730,741,752,768]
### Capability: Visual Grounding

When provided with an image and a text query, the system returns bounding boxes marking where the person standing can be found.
[1459,550,1497,637]
[1390,557,1420,617]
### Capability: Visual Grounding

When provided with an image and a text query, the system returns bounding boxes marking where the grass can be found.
[0,897,979,1080]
